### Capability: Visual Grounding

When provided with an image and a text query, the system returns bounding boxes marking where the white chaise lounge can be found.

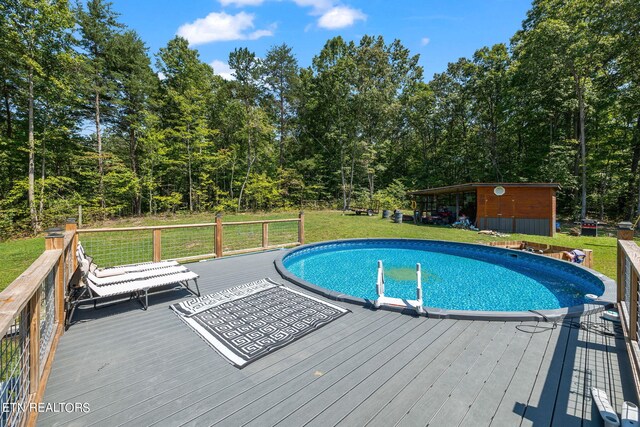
[76,243,180,276]
[67,245,200,327]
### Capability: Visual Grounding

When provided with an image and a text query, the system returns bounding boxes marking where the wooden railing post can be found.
[262,222,269,248]
[215,214,223,258]
[29,290,41,395]
[298,211,305,245]
[66,218,78,271]
[619,222,635,302]
[153,229,162,262]
[583,249,593,269]
[46,231,65,326]
[632,267,639,340]
[619,221,636,241]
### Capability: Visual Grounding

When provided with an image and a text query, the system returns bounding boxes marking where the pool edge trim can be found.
[274,238,616,322]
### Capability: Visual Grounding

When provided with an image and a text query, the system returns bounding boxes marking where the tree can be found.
[109,30,157,214]
[156,36,216,212]
[514,0,617,218]
[263,43,299,167]
[467,44,511,181]
[309,37,357,209]
[77,0,123,212]
[1,0,75,233]
[228,47,271,211]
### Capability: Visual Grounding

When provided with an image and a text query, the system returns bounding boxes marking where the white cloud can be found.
[421,37,430,46]
[292,0,334,14]
[210,60,235,80]
[219,0,264,6]
[177,12,274,45]
[317,6,366,29]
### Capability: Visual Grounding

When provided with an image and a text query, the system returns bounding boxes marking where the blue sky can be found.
[109,0,532,81]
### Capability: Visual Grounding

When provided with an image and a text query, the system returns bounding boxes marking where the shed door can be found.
[496,193,515,232]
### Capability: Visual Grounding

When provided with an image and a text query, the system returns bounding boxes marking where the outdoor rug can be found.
[171,278,349,368]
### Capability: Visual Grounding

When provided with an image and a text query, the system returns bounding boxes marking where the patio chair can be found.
[83,263,191,286]
[76,242,179,277]
[66,258,200,328]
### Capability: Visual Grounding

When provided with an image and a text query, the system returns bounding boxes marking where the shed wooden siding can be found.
[476,186,556,237]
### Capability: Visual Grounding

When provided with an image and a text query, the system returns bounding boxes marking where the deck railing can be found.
[617,226,640,400]
[0,213,303,426]
[76,213,304,267]
[0,221,77,427]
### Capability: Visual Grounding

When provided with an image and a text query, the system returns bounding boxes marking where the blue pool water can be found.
[282,240,605,312]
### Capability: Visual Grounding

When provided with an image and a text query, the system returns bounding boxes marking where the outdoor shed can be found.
[407,183,560,237]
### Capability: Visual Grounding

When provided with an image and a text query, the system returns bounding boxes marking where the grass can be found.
[1,210,637,291]
[0,236,44,290]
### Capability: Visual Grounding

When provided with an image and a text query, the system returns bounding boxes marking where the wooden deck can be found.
[39,250,637,426]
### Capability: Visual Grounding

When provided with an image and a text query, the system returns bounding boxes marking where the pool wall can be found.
[274,238,616,322]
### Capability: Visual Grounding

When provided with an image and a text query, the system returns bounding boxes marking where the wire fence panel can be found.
[63,243,74,298]
[625,254,632,316]
[162,226,216,260]
[268,221,299,246]
[223,223,262,253]
[79,230,153,267]
[39,269,56,375]
[0,307,31,427]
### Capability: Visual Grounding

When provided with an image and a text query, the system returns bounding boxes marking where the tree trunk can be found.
[576,77,587,219]
[279,88,285,167]
[129,127,141,215]
[637,167,640,220]
[237,116,254,212]
[229,152,236,200]
[187,135,193,212]
[628,114,640,219]
[340,145,347,210]
[237,148,254,212]
[148,159,153,214]
[39,126,46,220]
[95,90,104,211]
[347,140,357,209]
[28,67,38,234]
[3,86,11,138]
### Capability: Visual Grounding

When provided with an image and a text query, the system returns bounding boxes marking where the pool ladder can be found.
[374,260,425,315]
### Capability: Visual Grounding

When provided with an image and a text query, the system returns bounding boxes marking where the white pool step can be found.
[592,387,620,427]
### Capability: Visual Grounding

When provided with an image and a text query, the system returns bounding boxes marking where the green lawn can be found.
[0,236,44,290]
[1,210,636,291]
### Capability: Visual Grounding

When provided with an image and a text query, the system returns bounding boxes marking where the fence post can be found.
[262,222,269,248]
[583,249,593,269]
[29,289,41,395]
[618,222,634,302]
[215,213,223,258]
[78,205,82,228]
[631,264,639,340]
[66,218,78,271]
[298,211,305,245]
[153,229,162,262]
[46,232,65,326]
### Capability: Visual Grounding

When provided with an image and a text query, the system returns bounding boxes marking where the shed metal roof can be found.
[407,182,560,196]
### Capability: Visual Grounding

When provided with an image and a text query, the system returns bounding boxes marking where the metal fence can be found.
[617,238,640,398]
[76,214,304,267]
[0,214,302,425]
[0,224,75,427]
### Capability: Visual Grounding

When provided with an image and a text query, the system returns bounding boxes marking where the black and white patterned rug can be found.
[171,278,349,368]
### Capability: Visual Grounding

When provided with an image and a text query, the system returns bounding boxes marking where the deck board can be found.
[39,250,638,427]
[485,322,558,427]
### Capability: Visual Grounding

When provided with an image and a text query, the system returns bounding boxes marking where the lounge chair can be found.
[81,262,191,286]
[66,250,200,328]
[76,242,179,277]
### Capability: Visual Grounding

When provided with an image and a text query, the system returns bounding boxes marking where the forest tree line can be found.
[0,0,639,237]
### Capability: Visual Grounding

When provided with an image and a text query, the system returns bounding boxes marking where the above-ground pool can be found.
[275,239,615,320]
